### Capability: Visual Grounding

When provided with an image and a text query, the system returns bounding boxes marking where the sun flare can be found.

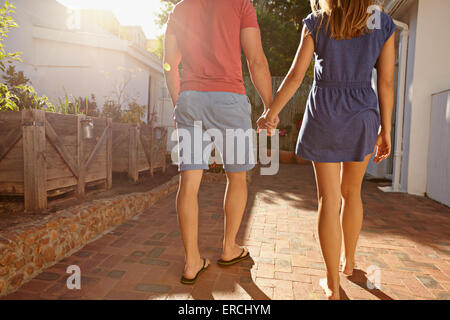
[57,0,164,39]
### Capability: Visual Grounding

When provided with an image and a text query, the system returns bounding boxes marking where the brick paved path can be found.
[2,164,449,300]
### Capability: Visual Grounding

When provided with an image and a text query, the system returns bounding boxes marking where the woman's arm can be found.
[264,25,315,125]
[374,32,395,163]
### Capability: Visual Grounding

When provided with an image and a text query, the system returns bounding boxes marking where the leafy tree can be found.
[2,64,29,87]
[0,1,22,111]
[0,2,51,111]
[155,0,180,28]
[0,1,21,72]
[246,6,300,76]
[147,34,164,60]
[1,65,47,110]
[264,0,311,31]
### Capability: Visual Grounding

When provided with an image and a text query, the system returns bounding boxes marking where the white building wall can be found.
[397,0,450,196]
[427,90,450,206]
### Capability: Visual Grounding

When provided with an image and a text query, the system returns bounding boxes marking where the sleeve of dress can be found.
[383,12,397,42]
[303,13,318,40]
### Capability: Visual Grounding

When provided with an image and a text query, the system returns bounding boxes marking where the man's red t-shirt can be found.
[166,0,259,94]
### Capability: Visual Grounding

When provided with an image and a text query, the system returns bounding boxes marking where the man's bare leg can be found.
[221,171,249,261]
[177,170,210,279]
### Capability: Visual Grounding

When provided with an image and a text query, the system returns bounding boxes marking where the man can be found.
[164,0,274,284]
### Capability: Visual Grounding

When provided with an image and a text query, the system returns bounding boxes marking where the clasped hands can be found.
[257,108,280,136]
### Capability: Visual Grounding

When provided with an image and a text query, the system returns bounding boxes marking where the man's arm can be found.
[241,28,273,110]
[164,33,182,107]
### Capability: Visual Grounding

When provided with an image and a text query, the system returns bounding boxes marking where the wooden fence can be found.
[112,123,167,182]
[0,110,167,213]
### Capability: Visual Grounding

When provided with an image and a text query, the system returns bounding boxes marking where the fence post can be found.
[128,124,139,183]
[105,118,113,189]
[22,109,47,212]
[77,114,86,198]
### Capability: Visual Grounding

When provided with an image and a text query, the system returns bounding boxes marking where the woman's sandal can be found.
[217,248,250,266]
[180,258,209,285]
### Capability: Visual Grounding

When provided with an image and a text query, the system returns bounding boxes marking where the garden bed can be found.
[0,165,179,231]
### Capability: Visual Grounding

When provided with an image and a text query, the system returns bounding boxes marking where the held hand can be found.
[257,110,279,136]
[373,130,391,164]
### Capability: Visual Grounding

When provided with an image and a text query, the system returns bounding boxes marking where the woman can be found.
[258,0,396,300]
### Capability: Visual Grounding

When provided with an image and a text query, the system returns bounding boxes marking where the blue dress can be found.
[296,11,396,162]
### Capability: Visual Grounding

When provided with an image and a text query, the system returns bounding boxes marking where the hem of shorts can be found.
[224,164,255,173]
[296,146,374,163]
[178,165,209,172]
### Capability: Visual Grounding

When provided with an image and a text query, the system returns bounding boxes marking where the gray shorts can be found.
[174,91,256,173]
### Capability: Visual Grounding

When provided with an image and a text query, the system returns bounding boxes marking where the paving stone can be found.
[168,230,180,238]
[139,259,170,267]
[147,247,165,258]
[107,270,125,279]
[35,272,60,281]
[151,233,166,240]
[131,251,146,257]
[134,284,171,293]
[437,292,450,300]
[91,268,102,274]
[143,240,170,246]
[74,251,93,258]
[416,275,439,289]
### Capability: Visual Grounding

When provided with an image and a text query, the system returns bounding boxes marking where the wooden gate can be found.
[0,110,112,212]
[112,123,168,183]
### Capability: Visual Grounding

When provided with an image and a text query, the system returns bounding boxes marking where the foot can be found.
[221,244,248,262]
[341,258,355,276]
[183,257,210,280]
[319,278,340,300]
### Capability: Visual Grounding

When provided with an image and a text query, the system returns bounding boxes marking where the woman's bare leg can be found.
[340,154,371,276]
[313,161,342,300]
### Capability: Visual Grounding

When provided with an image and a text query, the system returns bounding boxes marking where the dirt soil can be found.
[0,165,179,231]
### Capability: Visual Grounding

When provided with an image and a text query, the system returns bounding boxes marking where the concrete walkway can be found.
[2,164,449,300]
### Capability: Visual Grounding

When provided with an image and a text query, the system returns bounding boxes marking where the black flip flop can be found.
[180,258,209,285]
[217,248,250,266]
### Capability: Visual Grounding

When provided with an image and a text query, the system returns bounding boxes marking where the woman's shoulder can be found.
[303,11,324,24]
[303,11,325,36]
[372,9,397,41]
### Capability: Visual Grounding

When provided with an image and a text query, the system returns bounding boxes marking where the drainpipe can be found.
[380,19,409,193]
